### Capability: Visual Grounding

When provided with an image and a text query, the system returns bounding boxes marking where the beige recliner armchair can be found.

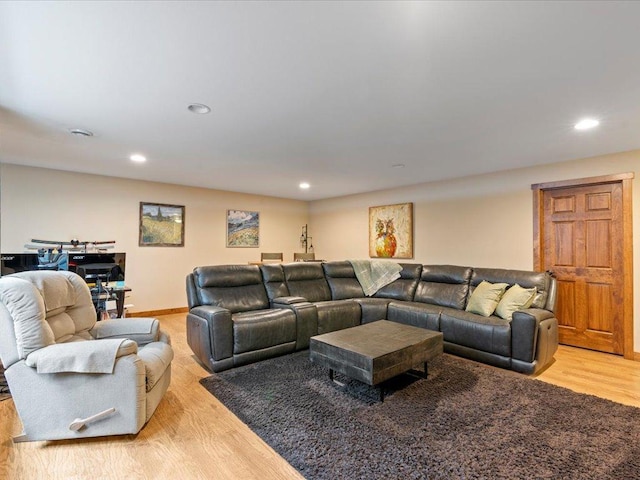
[0,270,173,442]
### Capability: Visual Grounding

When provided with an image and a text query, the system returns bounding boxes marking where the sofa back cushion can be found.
[260,264,290,301]
[414,265,472,310]
[470,268,551,310]
[186,273,200,309]
[322,261,365,300]
[192,265,269,313]
[282,263,332,303]
[34,271,95,342]
[373,263,422,301]
[0,271,97,362]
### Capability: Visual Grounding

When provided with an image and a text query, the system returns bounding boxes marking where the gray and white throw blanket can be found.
[349,259,402,296]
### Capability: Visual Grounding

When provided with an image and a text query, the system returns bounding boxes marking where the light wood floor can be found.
[1,314,639,480]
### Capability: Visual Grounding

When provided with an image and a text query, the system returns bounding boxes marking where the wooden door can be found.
[533,174,634,357]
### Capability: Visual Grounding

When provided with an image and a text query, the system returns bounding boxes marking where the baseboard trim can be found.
[633,352,640,362]
[128,307,188,318]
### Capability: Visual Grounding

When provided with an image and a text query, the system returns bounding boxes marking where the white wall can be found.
[0,164,309,312]
[3,151,639,352]
[310,149,640,352]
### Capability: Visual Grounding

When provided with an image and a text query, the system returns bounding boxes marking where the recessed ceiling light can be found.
[188,103,211,114]
[69,128,93,137]
[574,118,599,130]
[130,154,147,163]
[299,182,310,189]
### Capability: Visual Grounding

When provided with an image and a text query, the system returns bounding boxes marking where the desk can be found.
[111,287,132,317]
[91,285,131,319]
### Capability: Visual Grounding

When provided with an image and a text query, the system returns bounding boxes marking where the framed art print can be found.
[368,202,413,258]
[227,210,260,247]
[139,202,185,247]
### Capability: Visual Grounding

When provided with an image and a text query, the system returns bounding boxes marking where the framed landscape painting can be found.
[369,202,413,259]
[227,210,260,247]
[139,202,185,247]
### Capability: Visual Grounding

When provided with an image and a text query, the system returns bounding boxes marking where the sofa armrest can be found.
[190,305,230,319]
[271,301,318,350]
[187,306,233,365]
[272,297,316,349]
[272,296,308,306]
[511,308,556,363]
[90,318,160,346]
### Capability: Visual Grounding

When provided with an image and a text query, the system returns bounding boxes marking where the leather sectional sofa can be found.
[186,261,558,375]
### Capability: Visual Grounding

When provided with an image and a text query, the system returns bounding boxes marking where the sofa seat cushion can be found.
[440,310,511,357]
[232,309,296,354]
[387,301,441,331]
[315,300,361,334]
[353,297,393,323]
[137,341,174,392]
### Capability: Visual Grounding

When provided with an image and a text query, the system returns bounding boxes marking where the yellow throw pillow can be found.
[495,284,537,320]
[465,280,509,317]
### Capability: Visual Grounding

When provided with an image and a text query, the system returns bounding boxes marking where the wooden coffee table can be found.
[309,320,443,401]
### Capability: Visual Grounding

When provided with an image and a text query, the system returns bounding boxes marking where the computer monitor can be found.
[68,252,126,286]
[0,252,69,276]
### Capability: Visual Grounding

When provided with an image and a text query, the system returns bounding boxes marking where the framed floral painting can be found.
[368,203,413,259]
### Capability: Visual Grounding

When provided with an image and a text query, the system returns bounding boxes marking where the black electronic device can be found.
[68,252,126,285]
[1,252,69,276]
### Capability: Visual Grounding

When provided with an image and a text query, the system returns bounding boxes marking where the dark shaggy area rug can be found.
[200,351,640,480]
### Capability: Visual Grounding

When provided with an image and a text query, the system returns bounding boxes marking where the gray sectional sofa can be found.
[186,261,558,375]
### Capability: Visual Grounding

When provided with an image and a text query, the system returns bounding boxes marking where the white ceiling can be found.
[1,1,640,201]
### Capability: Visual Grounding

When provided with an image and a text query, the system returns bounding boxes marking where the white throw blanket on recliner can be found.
[25,338,128,374]
[349,260,403,296]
